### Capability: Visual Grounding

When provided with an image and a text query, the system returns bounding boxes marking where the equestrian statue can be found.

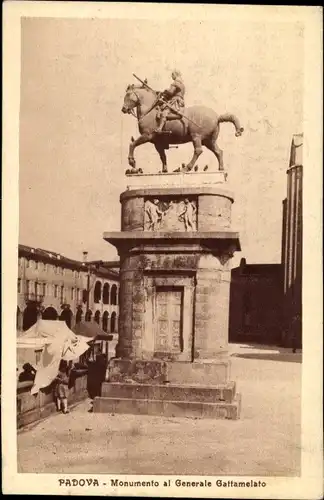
[121,70,244,174]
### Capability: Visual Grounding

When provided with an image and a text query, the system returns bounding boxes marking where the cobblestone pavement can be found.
[17,344,301,476]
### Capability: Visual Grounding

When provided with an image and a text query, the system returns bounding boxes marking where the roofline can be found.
[18,244,119,279]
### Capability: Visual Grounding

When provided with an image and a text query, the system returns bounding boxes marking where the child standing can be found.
[54,360,70,414]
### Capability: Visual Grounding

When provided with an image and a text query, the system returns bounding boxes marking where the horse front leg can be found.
[128,134,152,172]
[154,142,168,173]
[183,136,203,172]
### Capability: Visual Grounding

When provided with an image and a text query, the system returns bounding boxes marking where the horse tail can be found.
[217,113,244,137]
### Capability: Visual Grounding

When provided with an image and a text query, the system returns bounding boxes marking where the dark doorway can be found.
[60,308,72,328]
[42,307,58,320]
[23,305,38,331]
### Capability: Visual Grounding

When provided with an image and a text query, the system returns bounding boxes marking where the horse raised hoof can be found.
[128,157,136,168]
[181,163,193,173]
[235,127,244,137]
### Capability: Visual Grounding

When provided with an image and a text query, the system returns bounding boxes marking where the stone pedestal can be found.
[94,171,242,419]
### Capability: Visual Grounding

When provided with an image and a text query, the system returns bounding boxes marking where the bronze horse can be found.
[121,84,244,174]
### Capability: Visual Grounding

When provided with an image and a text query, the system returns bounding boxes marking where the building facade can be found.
[17,245,120,334]
[281,134,303,348]
[229,258,283,345]
[229,134,303,348]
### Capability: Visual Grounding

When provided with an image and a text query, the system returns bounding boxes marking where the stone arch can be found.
[111,284,117,305]
[94,281,102,304]
[85,310,92,322]
[94,310,100,325]
[103,283,110,305]
[111,311,117,333]
[42,306,58,320]
[23,305,38,331]
[60,308,72,328]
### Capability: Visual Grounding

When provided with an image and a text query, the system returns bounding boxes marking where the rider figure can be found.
[155,69,185,133]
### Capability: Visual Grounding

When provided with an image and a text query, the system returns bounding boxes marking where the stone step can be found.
[165,360,230,385]
[101,381,236,403]
[93,394,241,420]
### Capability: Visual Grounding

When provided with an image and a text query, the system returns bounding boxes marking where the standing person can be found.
[178,199,197,231]
[54,360,70,414]
[155,69,186,133]
[18,363,36,382]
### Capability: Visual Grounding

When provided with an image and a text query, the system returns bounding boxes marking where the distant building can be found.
[229,258,283,345]
[17,245,120,334]
[229,134,303,347]
[281,134,303,348]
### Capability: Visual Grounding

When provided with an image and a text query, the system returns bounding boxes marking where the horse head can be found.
[121,84,139,114]
[121,84,157,115]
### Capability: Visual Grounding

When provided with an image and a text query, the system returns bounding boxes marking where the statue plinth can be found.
[125,170,228,189]
[95,175,242,419]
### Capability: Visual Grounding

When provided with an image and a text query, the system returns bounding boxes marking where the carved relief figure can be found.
[145,198,197,232]
[178,199,197,231]
[145,199,163,230]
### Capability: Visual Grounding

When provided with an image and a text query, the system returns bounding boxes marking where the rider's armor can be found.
[163,78,185,111]
[155,73,186,132]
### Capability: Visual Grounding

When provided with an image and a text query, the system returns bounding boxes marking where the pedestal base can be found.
[94,358,241,420]
[107,358,230,385]
[94,381,241,420]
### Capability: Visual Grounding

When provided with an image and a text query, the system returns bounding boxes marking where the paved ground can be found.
[17,343,301,476]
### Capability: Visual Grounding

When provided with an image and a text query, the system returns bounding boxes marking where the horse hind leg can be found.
[204,138,224,171]
[184,136,203,172]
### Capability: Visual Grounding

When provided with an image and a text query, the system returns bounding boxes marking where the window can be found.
[102,311,109,332]
[42,283,46,296]
[103,283,110,304]
[26,280,30,293]
[94,281,102,303]
[94,311,100,324]
[26,260,30,268]
[111,284,117,305]
[54,285,58,298]
[111,311,117,333]
[35,261,39,270]
[60,286,64,301]
[17,278,21,293]
[71,288,74,300]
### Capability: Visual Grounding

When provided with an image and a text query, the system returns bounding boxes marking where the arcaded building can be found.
[17,245,120,333]
[281,134,303,348]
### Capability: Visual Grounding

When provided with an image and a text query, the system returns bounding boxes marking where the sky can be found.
[19,15,304,267]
